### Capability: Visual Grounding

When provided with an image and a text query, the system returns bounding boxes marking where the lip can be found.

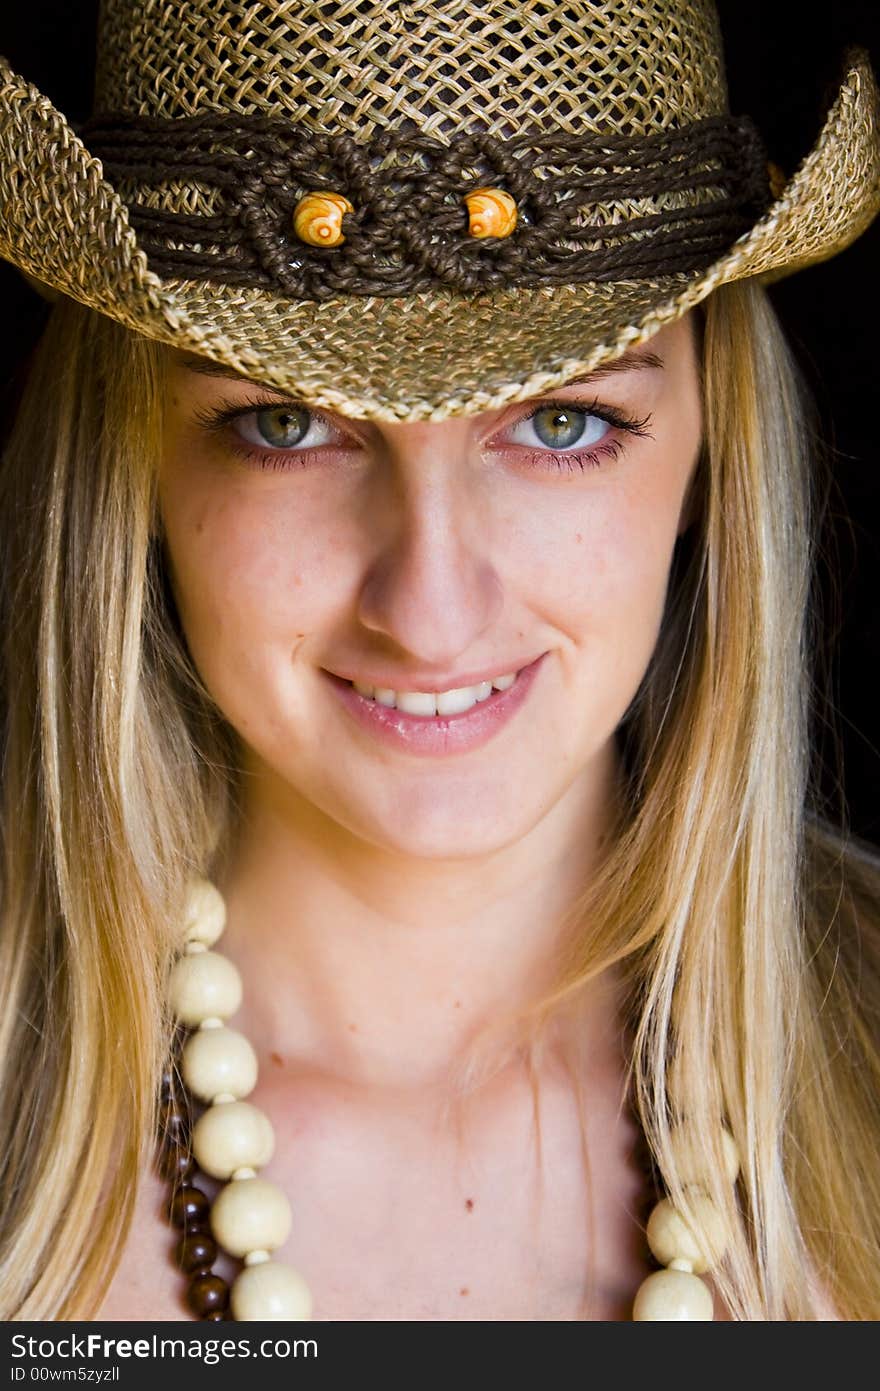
[326,662,532,692]
[320,652,548,758]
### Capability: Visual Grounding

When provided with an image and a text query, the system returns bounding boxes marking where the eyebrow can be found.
[548,350,664,387]
[176,348,664,392]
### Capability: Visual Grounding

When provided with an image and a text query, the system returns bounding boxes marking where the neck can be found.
[212,737,626,1095]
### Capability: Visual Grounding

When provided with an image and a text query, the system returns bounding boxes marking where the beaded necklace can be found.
[158,879,738,1321]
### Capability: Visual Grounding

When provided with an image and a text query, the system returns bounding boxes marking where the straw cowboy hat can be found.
[1,0,878,422]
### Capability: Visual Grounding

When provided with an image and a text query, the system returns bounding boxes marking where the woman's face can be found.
[159,316,702,857]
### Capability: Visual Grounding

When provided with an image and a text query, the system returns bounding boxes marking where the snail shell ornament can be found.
[292,190,354,247]
[463,187,518,239]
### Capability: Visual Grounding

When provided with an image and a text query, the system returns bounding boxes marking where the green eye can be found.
[253,405,311,449]
[528,406,594,450]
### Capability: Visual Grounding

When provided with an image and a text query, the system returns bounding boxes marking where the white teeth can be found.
[435,683,488,716]
[350,671,518,714]
[396,690,438,716]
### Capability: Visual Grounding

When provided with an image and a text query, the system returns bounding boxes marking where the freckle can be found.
[348,1023,358,1033]
[465,1198,474,1211]
[459,1287,469,1296]
[575,532,582,543]
[453,1000,461,1009]
[196,521,204,535]
[270,1051,284,1067]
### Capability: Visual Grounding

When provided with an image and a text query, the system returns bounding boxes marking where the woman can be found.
[1,0,879,1322]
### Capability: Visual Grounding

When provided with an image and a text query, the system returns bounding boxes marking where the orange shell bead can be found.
[292,190,354,247]
[464,187,518,239]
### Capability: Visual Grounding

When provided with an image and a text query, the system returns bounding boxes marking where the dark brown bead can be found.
[176,1230,219,1274]
[161,1041,187,1084]
[157,1142,195,1183]
[168,1184,210,1230]
[187,1273,229,1317]
[158,1100,188,1140]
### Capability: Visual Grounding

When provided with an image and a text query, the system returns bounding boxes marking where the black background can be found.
[1,2,878,846]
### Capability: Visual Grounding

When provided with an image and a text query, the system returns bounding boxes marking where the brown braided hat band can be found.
[1,0,879,422]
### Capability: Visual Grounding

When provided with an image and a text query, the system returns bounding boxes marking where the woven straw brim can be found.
[1,51,878,421]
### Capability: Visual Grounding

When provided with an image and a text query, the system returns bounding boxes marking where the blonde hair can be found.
[0,281,878,1319]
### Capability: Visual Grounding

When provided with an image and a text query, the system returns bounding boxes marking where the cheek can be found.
[526,473,686,708]
[589,510,673,680]
[157,468,352,722]
[550,497,678,751]
[525,478,680,630]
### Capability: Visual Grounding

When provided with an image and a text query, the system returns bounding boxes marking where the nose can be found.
[355,422,504,665]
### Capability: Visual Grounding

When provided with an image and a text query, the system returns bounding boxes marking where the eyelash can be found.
[192,393,654,475]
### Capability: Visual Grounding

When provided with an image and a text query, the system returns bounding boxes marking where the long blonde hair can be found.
[0,281,878,1319]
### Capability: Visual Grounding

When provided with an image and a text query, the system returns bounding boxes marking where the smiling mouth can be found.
[321,654,548,755]
[339,669,521,718]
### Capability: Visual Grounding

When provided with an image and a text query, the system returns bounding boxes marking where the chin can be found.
[368,821,527,861]
[330,784,542,861]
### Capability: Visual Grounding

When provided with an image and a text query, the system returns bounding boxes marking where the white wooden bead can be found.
[646,1194,728,1273]
[192,1100,274,1179]
[184,878,227,947]
[181,1025,258,1102]
[670,1122,741,1186]
[211,1176,292,1258]
[633,1268,714,1320]
[230,1260,313,1321]
[168,950,242,1026]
